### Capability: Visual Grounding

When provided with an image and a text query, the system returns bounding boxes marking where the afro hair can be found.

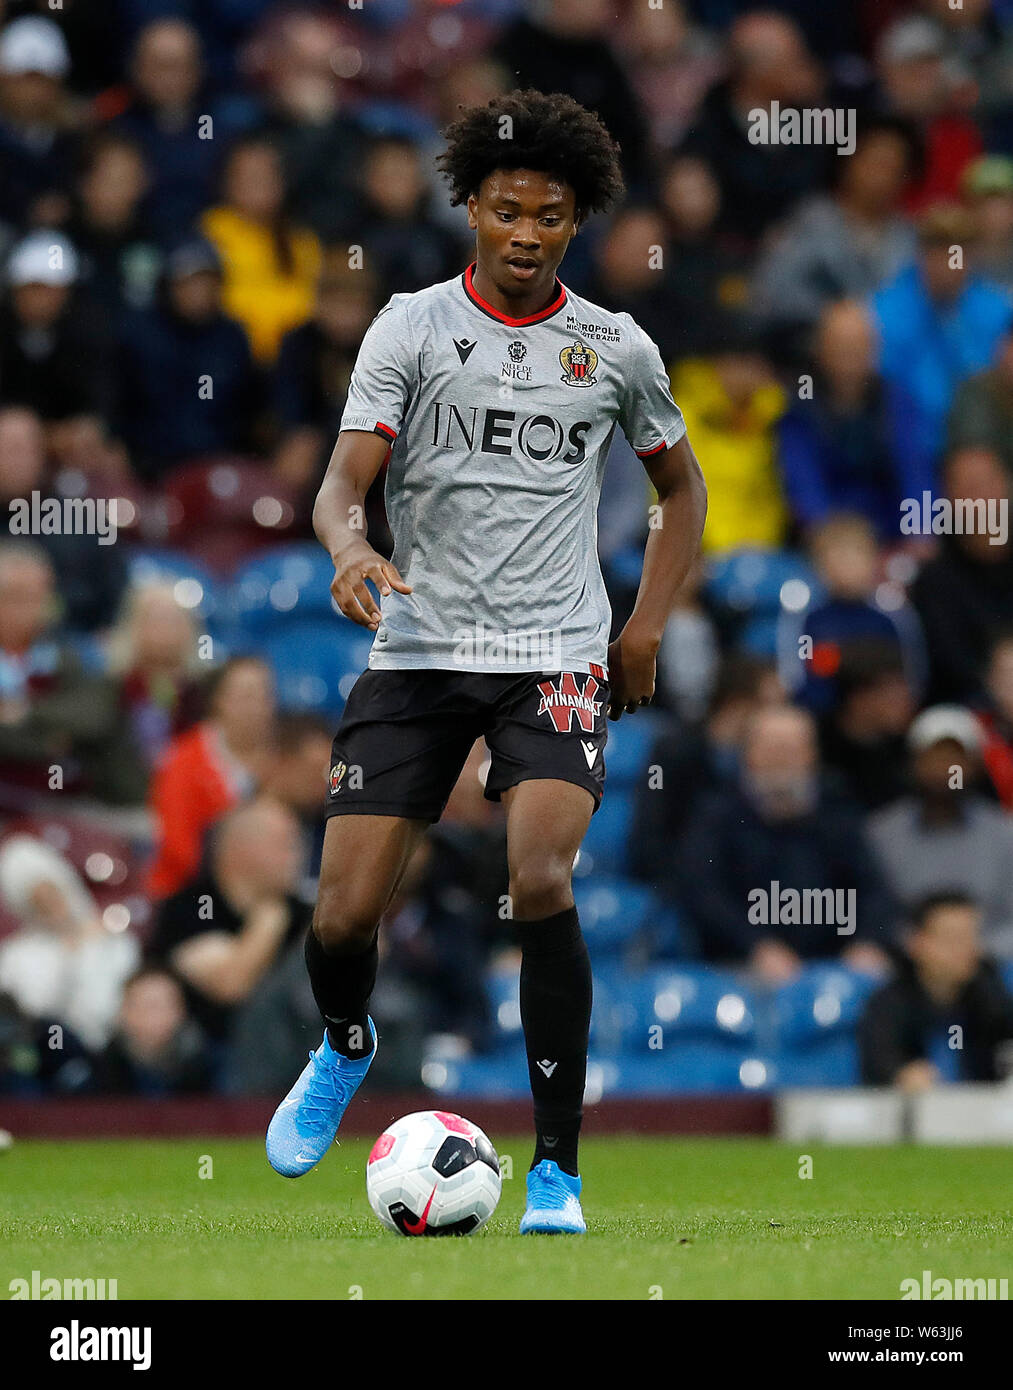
[437,88,625,222]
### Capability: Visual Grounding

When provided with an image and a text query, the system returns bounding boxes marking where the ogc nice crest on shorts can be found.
[536,674,602,733]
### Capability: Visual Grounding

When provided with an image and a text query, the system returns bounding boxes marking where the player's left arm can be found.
[607,434,707,720]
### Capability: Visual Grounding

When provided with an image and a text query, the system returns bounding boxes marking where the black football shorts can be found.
[324,667,610,822]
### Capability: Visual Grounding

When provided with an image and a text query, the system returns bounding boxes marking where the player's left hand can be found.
[606,632,658,720]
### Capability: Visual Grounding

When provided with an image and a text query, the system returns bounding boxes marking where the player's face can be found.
[467,169,578,299]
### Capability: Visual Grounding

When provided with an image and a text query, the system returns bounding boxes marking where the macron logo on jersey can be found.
[536,673,602,733]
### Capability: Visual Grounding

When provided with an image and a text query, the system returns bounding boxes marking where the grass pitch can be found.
[0,1137,1010,1300]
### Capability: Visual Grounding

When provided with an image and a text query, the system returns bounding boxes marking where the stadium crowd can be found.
[1,0,1013,1100]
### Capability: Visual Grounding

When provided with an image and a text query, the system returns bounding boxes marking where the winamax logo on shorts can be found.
[748,103,856,155]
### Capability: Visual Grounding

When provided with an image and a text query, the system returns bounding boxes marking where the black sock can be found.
[516,905,591,1178]
[304,926,377,1059]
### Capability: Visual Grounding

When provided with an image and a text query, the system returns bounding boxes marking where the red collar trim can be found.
[462,263,567,326]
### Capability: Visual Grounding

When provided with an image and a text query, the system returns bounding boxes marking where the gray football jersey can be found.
[340,265,686,675]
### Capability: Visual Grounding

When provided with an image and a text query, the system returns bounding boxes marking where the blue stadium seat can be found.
[773,1036,861,1088]
[772,966,879,1049]
[574,788,634,877]
[258,620,373,717]
[705,548,820,618]
[127,547,233,649]
[1002,962,1013,998]
[587,1043,771,1096]
[604,710,663,788]
[484,963,634,1052]
[231,543,339,637]
[572,877,656,955]
[426,1047,529,1097]
[625,965,757,1049]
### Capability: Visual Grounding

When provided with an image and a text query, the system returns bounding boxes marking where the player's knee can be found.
[312,888,379,953]
[508,854,574,920]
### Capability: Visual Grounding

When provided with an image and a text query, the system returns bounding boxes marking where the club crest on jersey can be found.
[560,340,598,387]
[536,673,602,733]
[329,761,347,794]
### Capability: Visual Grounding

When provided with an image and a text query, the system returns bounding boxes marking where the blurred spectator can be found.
[819,643,915,813]
[752,118,918,361]
[869,705,1013,960]
[105,582,204,772]
[201,135,321,365]
[947,326,1013,475]
[357,136,463,297]
[630,654,786,897]
[654,556,720,724]
[669,316,787,553]
[582,206,681,364]
[0,230,116,428]
[778,300,934,538]
[0,406,128,632]
[0,542,146,805]
[255,9,369,241]
[111,18,259,242]
[68,133,162,326]
[272,250,380,489]
[0,989,94,1094]
[875,16,982,212]
[677,705,894,979]
[680,11,829,246]
[493,0,649,187]
[260,710,332,890]
[781,513,925,713]
[94,966,214,1095]
[0,16,77,228]
[616,0,723,153]
[116,237,261,481]
[657,155,752,356]
[871,203,1012,472]
[860,893,1013,1087]
[911,446,1013,704]
[148,796,309,1045]
[976,632,1013,810]
[963,155,1013,293]
[146,654,276,899]
[0,833,139,1049]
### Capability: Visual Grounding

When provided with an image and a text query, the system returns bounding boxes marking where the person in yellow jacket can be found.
[669,332,788,553]
[202,136,321,365]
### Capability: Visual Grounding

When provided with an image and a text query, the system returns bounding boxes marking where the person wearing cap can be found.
[0,16,77,227]
[870,202,1013,473]
[115,235,260,481]
[875,15,983,213]
[868,704,1013,960]
[0,229,115,427]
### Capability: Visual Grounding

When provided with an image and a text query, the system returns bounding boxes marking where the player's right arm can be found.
[312,430,412,632]
[313,296,416,630]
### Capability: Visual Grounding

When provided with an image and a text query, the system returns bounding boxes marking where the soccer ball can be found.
[366,1110,502,1236]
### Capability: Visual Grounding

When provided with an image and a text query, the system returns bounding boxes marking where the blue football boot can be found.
[519,1159,586,1233]
[266,1019,377,1177]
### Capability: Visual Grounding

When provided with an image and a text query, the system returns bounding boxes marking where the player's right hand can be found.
[330,541,412,630]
